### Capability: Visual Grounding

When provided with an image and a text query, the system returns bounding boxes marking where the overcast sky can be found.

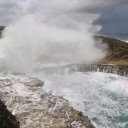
[0,0,128,34]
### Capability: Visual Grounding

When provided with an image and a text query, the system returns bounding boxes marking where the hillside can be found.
[95,36,128,65]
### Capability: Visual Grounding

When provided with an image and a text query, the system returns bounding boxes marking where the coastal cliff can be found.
[93,36,128,76]
[73,64,128,77]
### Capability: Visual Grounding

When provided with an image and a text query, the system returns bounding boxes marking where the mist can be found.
[0,0,108,71]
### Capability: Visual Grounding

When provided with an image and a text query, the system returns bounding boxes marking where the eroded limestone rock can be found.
[0,73,95,128]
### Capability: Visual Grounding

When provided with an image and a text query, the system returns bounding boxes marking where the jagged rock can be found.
[0,73,95,128]
[94,36,128,76]
[0,100,20,128]
[71,64,128,77]
[95,64,128,76]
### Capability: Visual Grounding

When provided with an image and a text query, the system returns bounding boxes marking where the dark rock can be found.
[0,26,5,38]
[0,100,20,128]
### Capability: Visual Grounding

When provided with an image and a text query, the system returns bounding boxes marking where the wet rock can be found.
[95,64,128,77]
[66,64,128,77]
[0,100,20,128]
[0,73,95,128]
[23,77,44,87]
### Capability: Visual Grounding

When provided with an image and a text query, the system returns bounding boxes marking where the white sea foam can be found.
[35,71,128,128]
[0,68,128,128]
[0,73,78,128]
[126,40,128,43]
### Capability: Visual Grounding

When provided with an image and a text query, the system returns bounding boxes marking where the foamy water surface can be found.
[35,71,128,128]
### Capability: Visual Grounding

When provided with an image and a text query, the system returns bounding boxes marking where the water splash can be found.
[35,70,128,128]
[0,0,107,71]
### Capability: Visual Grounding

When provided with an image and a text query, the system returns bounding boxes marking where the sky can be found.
[0,0,128,34]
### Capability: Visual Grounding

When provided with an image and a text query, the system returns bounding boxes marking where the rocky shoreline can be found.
[95,36,128,76]
[0,73,95,128]
[35,64,128,77]
[95,36,128,64]
[75,64,128,77]
[95,64,128,77]
[0,27,128,127]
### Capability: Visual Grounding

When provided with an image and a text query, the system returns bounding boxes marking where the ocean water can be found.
[102,34,128,42]
[35,69,128,128]
[0,65,128,127]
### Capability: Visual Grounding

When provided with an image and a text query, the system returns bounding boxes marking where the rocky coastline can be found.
[94,36,128,76]
[0,27,128,127]
[0,73,95,128]
[95,36,128,65]
[95,64,128,77]
[75,64,128,77]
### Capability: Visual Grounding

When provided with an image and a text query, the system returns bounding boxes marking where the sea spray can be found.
[0,0,108,72]
[35,71,128,128]
[0,1,127,128]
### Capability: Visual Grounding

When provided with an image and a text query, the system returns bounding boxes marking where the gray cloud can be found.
[0,0,128,34]
[76,0,128,34]
[97,1,128,34]
[0,0,19,25]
